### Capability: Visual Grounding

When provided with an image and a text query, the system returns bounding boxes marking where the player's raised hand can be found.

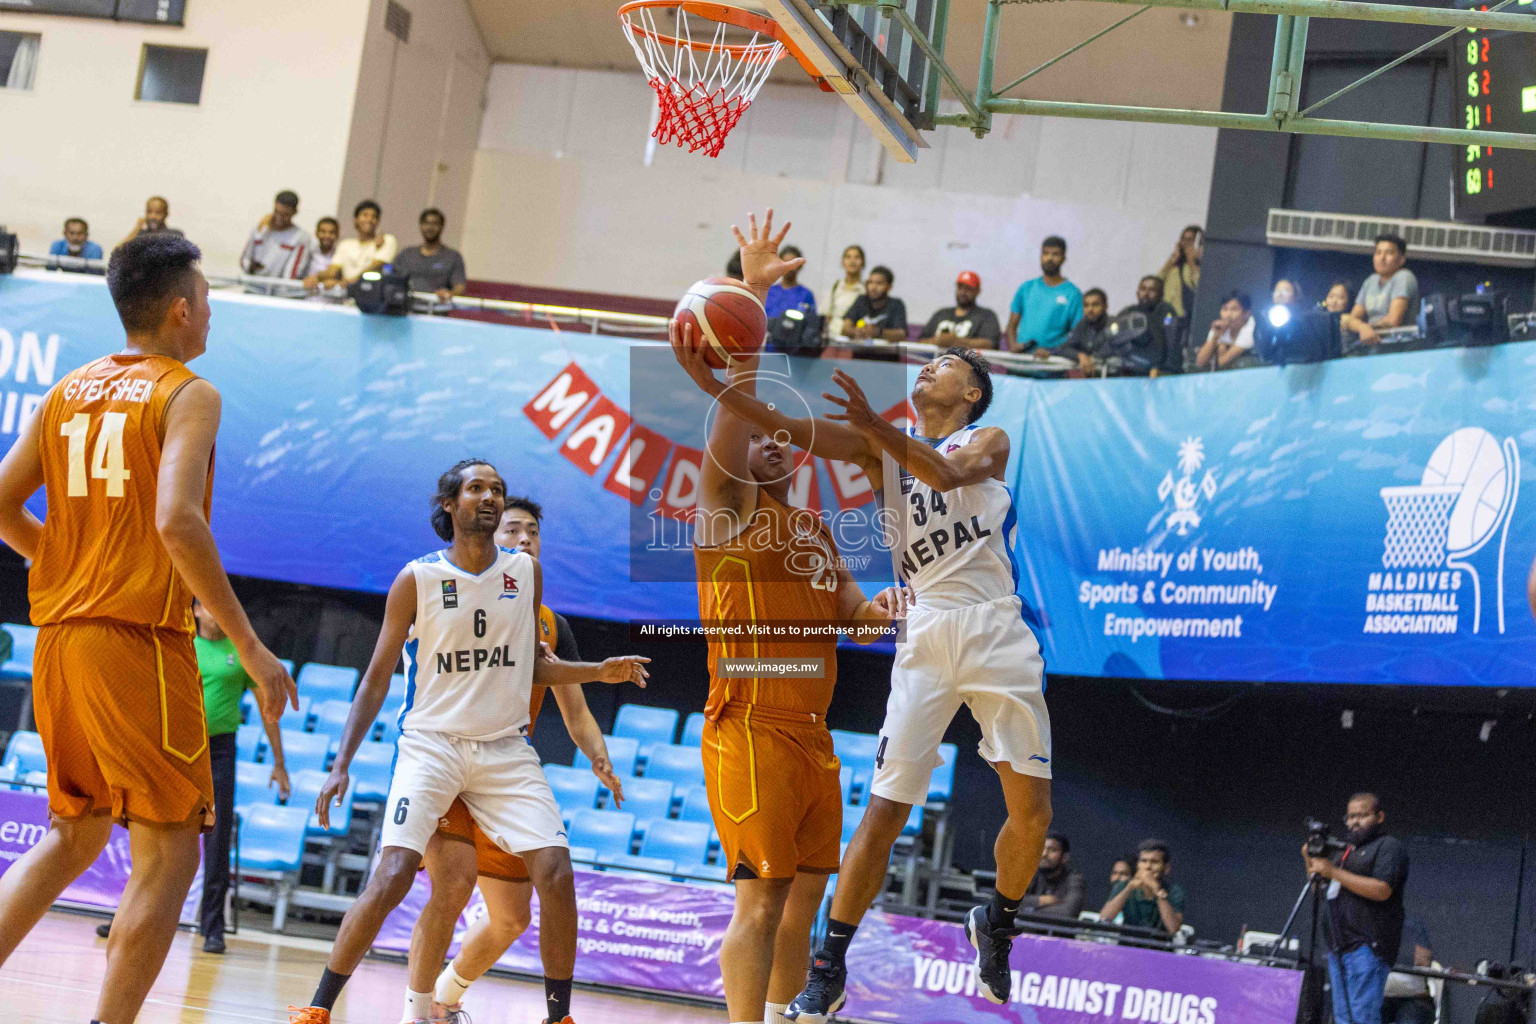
[732,208,804,301]
[243,642,299,726]
[822,368,881,435]
[590,755,625,807]
[669,318,725,395]
[315,766,350,830]
[595,655,651,688]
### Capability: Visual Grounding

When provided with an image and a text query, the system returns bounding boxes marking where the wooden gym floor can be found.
[3,911,725,1023]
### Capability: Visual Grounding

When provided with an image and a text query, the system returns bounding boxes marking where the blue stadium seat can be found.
[567,845,598,866]
[902,803,924,837]
[841,802,866,844]
[0,623,38,679]
[597,853,675,880]
[840,766,853,804]
[639,819,711,867]
[0,764,16,788]
[576,736,638,780]
[930,743,958,802]
[235,760,280,813]
[235,724,264,763]
[296,663,359,705]
[678,862,729,883]
[677,785,713,823]
[680,711,706,748]
[287,768,354,837]
[3,731,45,775]
[278,695,313,733]
[240,689,256,725]
[20,770,46,790]
[831,730,880,775]
[374,716,401,746]
[642,743,703,791]
[613,704,679,757]
[235,804,309,872]
[568,810,636,860]
[543,764,601,819]
[617,776,674,824]
[309,700,352,746]
[349,740,395,801]
[279,658,296,677]
[279,729,329,774]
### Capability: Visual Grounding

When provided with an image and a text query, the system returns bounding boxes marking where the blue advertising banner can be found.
[3,271,1532,685]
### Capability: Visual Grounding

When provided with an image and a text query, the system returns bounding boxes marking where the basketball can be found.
[673,277,767,368]
[1423,426,1514,554]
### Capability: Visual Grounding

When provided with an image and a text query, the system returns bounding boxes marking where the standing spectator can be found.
[1342,234,1418,345]
[1382,915,1435,1024]
[1159,225,1203,320]
[1004,236,1083,354]
[317,199,397,287]
[116,195,182,250]
[392,208,468,305]
[1118,275,1182,373]
[1303,793,1409,1024]
[917,271,1001,348]
[1062,288,1112,372]
[1020,833,1085,919]
[1099,839,1186,936]
[1194,291,1256,370]
[764,245,816,319]
[842,265,908,343]
[49,218,103,264]
[1323,281,1353,313]
[240,190,313,283]
[822,244,866,339]
[304,217,341,285]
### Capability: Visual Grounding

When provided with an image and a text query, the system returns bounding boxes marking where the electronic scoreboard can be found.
[1455,3,1536,218]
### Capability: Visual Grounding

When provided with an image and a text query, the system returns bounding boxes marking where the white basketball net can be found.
[621,4,784,158]
[1379,485,1461,568]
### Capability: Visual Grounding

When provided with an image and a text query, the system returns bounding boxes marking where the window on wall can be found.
[135,44,206,105]
[0,31,41,91]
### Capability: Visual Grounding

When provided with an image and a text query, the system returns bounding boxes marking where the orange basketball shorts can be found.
[437,796,530,882]
[702,702,842,880]
[33,620,213,829]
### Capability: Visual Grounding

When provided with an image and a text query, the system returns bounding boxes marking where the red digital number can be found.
[1482,69,1490,95]
[1482,37,1490,62]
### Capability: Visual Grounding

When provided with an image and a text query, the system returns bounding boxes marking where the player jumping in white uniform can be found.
[289,459,649,1024]
[671,340,1051,1015]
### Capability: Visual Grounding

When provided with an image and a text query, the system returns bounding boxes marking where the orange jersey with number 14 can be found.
[30,354,212,632]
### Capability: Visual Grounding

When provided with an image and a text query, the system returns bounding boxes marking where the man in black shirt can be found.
[842,265,908,343]
[393,207,468,306]
[1117,275,1182,373]
[1062,289,1112,372]
[1020,833,1084,919]
[1304,792,1409,1024]
[917,271,1001,348]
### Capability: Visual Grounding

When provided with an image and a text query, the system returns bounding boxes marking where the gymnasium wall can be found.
[0,1,373,272]
[457,63,1218,316]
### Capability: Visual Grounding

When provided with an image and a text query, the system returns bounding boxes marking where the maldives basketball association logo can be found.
[1370,427,1520,635]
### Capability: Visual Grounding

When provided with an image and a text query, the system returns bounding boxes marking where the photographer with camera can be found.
[1303,793,1409,1024]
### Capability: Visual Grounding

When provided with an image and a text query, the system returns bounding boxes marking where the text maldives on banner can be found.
[843,909,1301,1024]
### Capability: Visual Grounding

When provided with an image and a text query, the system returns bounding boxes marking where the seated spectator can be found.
[1271,277,1302,312]
[48,218,103,270]
[394,207,468,305]
[764,245,816,320]
[117,195,182,250]
[1117,274,1181,373]
[1020,832,1084,919]
[1005,235,1083,355]
[1342,234,1418,345]
[317,199,397,287]
[842,265,908,343]
[917,271,1000,348]
[1194,291,1255,371]
[1323,281,1352,313]
[1383,914,1435,1024]
[1159,225,1202,322]
[240,190,313,282]
[1109,857,1133,894]
[822,244,866,339]
[304,217,341,285]
[1099,839,1186,936]
[1062,288,1111,371]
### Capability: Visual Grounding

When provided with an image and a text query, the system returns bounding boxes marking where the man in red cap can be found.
[917,271,1002,348]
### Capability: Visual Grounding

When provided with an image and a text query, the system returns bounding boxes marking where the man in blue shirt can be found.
[1004,235,1083,354]
[48,218,104,269]
[764,245,817,320]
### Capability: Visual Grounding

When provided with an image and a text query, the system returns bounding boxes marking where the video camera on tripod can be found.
[1304,818,1348,859]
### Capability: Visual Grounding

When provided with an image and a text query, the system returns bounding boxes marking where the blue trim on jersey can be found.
[414,551,442,564]
[399,636,418,733]
[440,548,504,580]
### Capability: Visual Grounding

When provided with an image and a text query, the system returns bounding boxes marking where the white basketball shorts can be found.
[378,729,568,857]
[869,594,1052,806]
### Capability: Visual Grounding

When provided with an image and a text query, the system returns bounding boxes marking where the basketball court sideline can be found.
[4,912,720,1023]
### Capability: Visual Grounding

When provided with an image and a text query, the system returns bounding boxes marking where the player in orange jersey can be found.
[0,233,297,1023]
[672,211,901,1024]
[403,495,625,1024]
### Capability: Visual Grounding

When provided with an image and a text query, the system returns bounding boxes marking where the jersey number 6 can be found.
[393,796,410,825]
[474,608,486,638]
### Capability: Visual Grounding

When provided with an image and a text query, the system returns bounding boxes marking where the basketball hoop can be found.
[619,1,820,158]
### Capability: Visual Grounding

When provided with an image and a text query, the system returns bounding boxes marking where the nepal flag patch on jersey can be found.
[500,573,519,600]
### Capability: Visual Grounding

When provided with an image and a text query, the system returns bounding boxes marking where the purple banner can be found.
[375,867,735,999]
[845,909,1302,1024]
[0,787,202,923]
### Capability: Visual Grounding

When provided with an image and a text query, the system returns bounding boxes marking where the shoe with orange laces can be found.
[288,1007,330,1024]
[540,1017,576,1024]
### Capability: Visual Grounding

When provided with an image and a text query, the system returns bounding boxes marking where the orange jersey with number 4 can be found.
[30,354,211,632]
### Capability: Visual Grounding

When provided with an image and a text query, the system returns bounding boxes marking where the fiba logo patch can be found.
[1370,427,1520,635]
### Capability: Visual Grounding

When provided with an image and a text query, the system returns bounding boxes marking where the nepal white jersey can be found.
[399,547,538,740]
[879,425,1020,610]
